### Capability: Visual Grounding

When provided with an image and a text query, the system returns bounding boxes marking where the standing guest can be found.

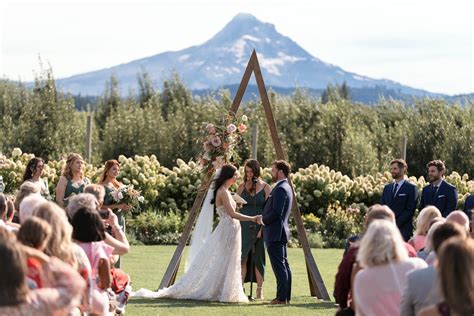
[418,237,474,316]
[236,159,271,299]
[419,160,458,217]
[22,157,51,200]
[17,217,52,289]
[99,160,132,232]
[55,153,90,208]
[0,232,86,315]
[400,222,468,316]
[353,220,427,316]
[409,206,442,251]
[380,159,418,241]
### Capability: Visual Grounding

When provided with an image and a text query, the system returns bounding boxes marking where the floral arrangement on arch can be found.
[199,113,248,175]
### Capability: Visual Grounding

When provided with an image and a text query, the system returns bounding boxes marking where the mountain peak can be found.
[208,13,277,44]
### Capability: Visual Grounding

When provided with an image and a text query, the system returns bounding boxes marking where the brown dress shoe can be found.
[269,299,288,305]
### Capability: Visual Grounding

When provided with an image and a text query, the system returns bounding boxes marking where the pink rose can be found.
[222,143,229,150]
[238,123,247,133]
[211,136,222,147]
[226,124,237,133]
[206,124,216,134]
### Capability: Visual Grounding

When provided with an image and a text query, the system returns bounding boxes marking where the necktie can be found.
[432,185,438,201]
[392,183,398,200]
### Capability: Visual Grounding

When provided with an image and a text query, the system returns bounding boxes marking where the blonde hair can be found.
[17,217,52,249]
[32,202,75,265]
[423,221,444,253]
[415,206,442,235]
[62,153,84,180]
[357,219,408,267]
[84,184,106,204]
[14,181,40,211]
[438,237,474,315]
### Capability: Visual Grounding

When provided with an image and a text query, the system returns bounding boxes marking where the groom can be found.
[257,160,292,305]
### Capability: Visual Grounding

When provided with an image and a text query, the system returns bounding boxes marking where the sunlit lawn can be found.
[123,245,343,315]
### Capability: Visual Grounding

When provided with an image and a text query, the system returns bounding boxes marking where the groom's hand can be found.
[256,215,264,225]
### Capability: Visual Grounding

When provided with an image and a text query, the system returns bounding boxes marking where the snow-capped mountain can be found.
[56,13,441,98]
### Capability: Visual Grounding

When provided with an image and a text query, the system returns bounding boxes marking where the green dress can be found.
[64,178,90,207]
[103,184,125,268]
[240,188,266,283]
[103,185,125,231]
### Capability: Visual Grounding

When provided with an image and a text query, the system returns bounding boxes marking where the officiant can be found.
[237,159,271,299]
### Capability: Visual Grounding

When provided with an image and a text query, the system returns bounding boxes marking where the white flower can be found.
[241,115,248,122]
[138,196,145,203]
[12,148,22,158]
[118,192,124,200]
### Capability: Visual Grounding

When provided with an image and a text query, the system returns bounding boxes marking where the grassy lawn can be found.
[123,245,343,315]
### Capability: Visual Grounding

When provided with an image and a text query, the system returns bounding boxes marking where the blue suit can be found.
[380,181,418,241]
[463,194,474,222]
[419,180,458,218]
[262,179,292,302]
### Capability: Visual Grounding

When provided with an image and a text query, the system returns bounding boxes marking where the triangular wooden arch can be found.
[159,50,330,300]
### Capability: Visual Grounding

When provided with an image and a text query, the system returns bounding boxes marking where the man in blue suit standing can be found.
[257,160,292,305]
[419,160,458,218]
[380,159,418,241]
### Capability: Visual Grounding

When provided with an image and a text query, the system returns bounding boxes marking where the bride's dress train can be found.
[132,205,248,303]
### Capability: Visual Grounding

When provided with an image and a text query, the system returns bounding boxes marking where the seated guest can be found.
[334,204,416,314]
[409,206,442,251]
[0,227,86,315]
[400,222,468,316]
[418,237,474,316]
[72,206,113,315]
[18,194,46,223]
[17,217,52,289]
[417,221,443,261]
[446,210,469,233]
[353,220,427,316]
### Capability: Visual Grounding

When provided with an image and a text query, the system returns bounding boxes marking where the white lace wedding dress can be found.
[132,202,249,303]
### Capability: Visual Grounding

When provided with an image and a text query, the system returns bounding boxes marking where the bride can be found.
[133,164,258,302]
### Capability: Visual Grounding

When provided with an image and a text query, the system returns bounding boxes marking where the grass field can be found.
[123,246,343,315]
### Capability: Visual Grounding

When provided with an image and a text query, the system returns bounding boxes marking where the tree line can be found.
[1,66,473,178]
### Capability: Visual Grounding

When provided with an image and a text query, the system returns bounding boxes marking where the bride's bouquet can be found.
[110,185,145,210]
[198,113,248,175]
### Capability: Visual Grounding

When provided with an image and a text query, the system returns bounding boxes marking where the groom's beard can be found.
[272,174,278,182]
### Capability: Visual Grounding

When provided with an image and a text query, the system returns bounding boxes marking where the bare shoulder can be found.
[57,175,68,185]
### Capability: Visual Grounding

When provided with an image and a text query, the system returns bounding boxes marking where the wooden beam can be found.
[230,50,257,115]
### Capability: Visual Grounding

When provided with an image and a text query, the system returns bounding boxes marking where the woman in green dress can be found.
[98,160,132,231]
[22,157,52,200]
[55,153,90,209]
[237,159,271,299]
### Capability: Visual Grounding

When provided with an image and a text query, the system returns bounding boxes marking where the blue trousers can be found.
[265,241,292,301]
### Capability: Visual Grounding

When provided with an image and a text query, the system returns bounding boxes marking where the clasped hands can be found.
[254,215,263,225]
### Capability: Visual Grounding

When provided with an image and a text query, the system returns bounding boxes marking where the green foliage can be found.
[319,204,365,248]
[127,210,188,245]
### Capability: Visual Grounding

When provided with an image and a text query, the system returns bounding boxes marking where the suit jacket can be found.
[463,194,474,220]
[262,179,292,243]
[419,180,458,217]
[380,180,418,240]
[400,266,441,316]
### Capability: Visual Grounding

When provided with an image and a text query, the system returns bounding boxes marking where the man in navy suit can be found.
[380,159,418,241]
[419,160,458,218]
[257,160,292,305]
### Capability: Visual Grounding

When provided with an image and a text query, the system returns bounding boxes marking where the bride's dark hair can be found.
[211,164,237,205]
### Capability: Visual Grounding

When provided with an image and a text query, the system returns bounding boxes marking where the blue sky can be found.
[0,0,472,95]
